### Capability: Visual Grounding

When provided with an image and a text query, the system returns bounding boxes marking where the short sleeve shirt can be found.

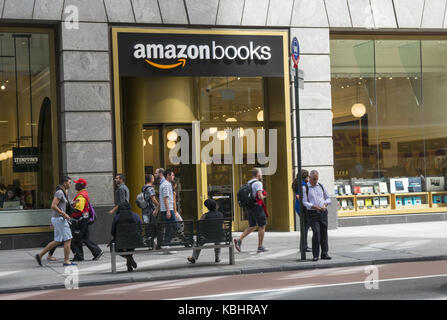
[248,179,263,198]
[142,185,156,215]
[159,178,174,212]
[52,189,67,218]
[115,184,130,206]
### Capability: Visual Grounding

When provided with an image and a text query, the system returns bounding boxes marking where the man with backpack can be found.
[137,174,159,248]
[35,176,75,267]
[234,168,268,253]
[138,174,159,224]
[302,170,332,262]
[70,178,103,261]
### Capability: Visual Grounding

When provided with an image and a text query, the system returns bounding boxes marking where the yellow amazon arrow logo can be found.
[145,58,186,69]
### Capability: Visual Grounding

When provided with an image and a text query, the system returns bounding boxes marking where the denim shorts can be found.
[51,216,73,242]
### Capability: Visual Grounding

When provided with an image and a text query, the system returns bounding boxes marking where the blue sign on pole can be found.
[292,37,300,68]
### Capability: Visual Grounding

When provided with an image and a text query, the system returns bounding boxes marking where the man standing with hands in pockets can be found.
[302,170,332,262]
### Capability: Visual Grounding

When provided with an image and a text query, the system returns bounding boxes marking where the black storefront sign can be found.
[13,147,39,172]
[118,32,285,77]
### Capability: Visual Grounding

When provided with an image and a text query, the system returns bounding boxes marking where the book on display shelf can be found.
[373,197,380,207]
[357,199,365,208]
[354,186,362,195]
[379,182,388,194]
[341,199,348,208]
[379,197,388,207]
[365,198,373,207]
[347,199,354,209]
[395,197,403,207]
[345,185,352,195]
[390,178,409,193]
[337,186,345,195]
[433,195,442,204]
[412,197,422,205]
[443,196,447,203]
[426,177,445,192]
[408,177,422,193]
[373,185,380,194]
[404,197,413,206]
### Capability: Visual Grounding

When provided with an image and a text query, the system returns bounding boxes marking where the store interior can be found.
[331,37,447,216]
[0,31,56,212]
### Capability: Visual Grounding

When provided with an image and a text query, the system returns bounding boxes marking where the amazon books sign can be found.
[118,32,285,77]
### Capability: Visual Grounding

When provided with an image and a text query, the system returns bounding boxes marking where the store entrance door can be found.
[142,124,198,222]
[204,126,269,231]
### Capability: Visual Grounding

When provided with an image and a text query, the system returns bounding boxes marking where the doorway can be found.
[142,124,198,222]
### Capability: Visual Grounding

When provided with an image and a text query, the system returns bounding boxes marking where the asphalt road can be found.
[1,260,447,300]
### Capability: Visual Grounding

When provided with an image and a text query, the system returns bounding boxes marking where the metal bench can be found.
[110,218,235,273]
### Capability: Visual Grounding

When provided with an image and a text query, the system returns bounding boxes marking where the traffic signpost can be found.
[292,37,306,261]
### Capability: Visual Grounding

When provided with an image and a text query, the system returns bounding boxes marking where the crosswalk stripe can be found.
[0,271,22,277]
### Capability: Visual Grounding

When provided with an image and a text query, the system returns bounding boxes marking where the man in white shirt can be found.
[234,168,268,253]
[302,170,332,262]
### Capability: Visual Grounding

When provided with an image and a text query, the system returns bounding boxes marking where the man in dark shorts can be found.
[234,168,268,253]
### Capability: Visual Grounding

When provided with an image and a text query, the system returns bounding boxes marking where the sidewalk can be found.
[1,221,447,294]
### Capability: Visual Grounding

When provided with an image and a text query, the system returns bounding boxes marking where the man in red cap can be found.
[70,178,103,262]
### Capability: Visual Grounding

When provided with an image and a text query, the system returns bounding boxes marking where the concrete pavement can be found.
[1,221,447,294]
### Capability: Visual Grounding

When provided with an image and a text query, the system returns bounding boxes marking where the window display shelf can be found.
[335,192,447,217]
[429,191,447,208]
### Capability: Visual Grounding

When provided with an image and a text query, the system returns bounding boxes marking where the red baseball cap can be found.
[74,178,87,186]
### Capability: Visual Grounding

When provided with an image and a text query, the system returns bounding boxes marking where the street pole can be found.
[291,37,306,261]
[295,67,306,261]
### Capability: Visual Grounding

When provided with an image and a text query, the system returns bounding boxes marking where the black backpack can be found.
[237,181,257,208]
[55,186,73,216]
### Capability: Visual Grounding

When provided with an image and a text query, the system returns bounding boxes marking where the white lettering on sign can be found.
[133,41,271,61]
[14,157,38,165]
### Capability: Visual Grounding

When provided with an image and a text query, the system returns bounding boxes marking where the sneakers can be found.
[234,238,242,252]
[35,254,42,266]
[187,257,196,264]
[257,246,268,253]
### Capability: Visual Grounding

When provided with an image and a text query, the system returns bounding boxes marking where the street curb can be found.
[2,255,447,295]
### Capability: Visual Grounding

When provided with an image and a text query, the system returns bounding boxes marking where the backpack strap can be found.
[249,180,258,199]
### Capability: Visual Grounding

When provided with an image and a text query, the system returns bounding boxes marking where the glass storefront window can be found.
[331,37,447,216]
[197,77,265,123]
[0,30,57,222]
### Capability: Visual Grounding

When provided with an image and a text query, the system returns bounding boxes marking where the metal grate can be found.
[196,218,232,245]
[156,220,194,247]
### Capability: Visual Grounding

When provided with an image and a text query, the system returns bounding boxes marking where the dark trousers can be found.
[71,218,102,260]
[308,209,329,259]
[161,210,177,245]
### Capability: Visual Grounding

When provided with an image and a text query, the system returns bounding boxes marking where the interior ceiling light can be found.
[217,130,227,141]
[257,110,264,122]
[167,141,176,149]
[148,136,153,145]
[226,118,237,122]
[237,128,245,137]
[209,127,218,134]
[6,150,12,158]
[167,131,178,141]
[351,103,366,118]
[143,138,146,147]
